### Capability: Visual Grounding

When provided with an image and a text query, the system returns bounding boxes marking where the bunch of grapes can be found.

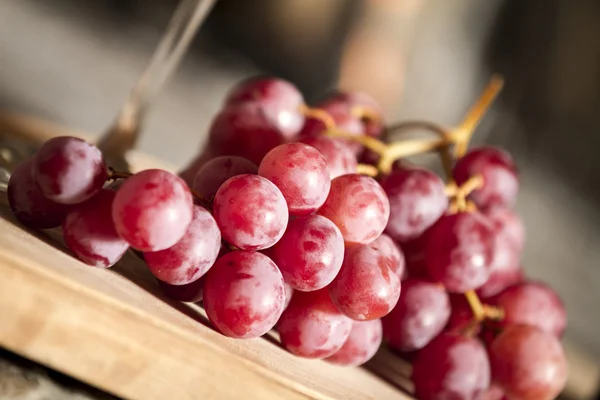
[7,76,568,400]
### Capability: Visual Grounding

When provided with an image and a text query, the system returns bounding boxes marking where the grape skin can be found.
[270,215,344,292]
[203,251,286,339]
[490,324,567,400]
[192,156,258,201]
[298,136,357,179]
[213,174,288,251]
[325,319,383,367]
[412,333,491,400]
[318,174,390,244]
[380,168,448,243]
[453,146,519,210]
[112,169,193,252]
[63,189,129,268]
[328,244,401,321]
[368,233,406,277]
[258,143,331,216]
[144,205,221,285]
[225,77,305,139]
[7,158,69,229]
[277,289,352,358]
[490,281,567,337]
[382,279,451,352]
[32,136,107,204]
[207,103,286,165]
[424,212,495,293]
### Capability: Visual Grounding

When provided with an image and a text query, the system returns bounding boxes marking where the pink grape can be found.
[144,205,221,285]
[325,319,383,367]
[192,156,257,201]
[299,107,364,154]
[328,244,401,320]
[270,215,344,291]
[284,283,294,310]
[213,174,288,250]
[412,333,491,400]
[258,143,331,215]
[380,168,448,242]
[203,251,286,338]
[7,158,69,229]
[62,189,128,268]
[445,294,480,335]
[424,212,495,293]
[158,278,204,303]
[225,77,305,139]
[453,146,519,210]
[112,169,193,252]
[179,146,219,187]
[477,264,523,299]
[207,103,286,165]
[382,279,450,351]
[318,174,390,244]
[298,136,357,179]
[32,136,106,204]
[277,289,352,358]
[483,383,506,400]
[490,325,567,400]
[320,91,384,137]
[490,281,567,337]
[368,233,405,277]
[485,207,525,252]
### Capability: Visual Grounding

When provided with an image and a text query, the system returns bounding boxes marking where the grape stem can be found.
[298,105,336,131]
[356,163,379,177]
[350,106,381,123]
[107,167,133,181]
[190,188,211,209]
[446,175,483,213]
[465,290,485,321]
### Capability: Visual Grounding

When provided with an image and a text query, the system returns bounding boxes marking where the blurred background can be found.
[0,0,599,397]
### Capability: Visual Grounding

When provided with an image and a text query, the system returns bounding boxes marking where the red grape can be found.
[178,147,218,187]
[225,77,305,139]
[32,136,106,204]
[412,333,491,400]
[299,107,364,155]
[192,156,257,201]
[320,91,384,137]
[424,212,495,293]
[277,289,352,358]
[284,283,294,310]
[453,146,518,210]
[328,244,401,320]
[490,325,567,400]
[144,205,221,285]
[401,235,430,280]
[270,215,344,291]
[477,265,523,299]
[7,158,69,229]
[63,189,128,268]
[445,294,479,335]
[483,383,506,400]
[213,174,288,250]
[380,168,448,242]
[490,281,567,337]
[203,251,286,338]
[207,103,286,165]
[318,174,390,244]
[112,169,193,252]
[368,233,405,277]
[485,207,525,252]
[382,279,450,351]
[158,278,204,303]
[258,143,331,215]
[325,319,383,367]
[298,136,357,179]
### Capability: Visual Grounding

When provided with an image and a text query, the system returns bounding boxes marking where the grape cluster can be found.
[7,76,568,400]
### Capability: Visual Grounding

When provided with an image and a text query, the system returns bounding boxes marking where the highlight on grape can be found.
[7,75,568,400]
